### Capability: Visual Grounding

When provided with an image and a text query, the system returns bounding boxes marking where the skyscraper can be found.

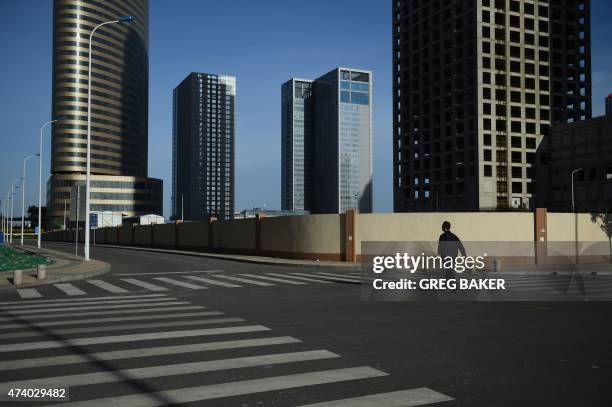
[282,68,373,214]
[392,0,591,212]
[172,73,236,221]
[49,0,162,224]
[281,79,313,212]
[606,94,612,116]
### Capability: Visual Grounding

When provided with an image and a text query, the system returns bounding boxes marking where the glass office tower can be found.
[281,79,313,211]
[282,67,373,214]
[173,73,236,221]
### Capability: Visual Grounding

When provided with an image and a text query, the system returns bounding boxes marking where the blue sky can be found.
[1,1,611,218]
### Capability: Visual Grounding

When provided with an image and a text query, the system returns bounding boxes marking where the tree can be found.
[590,212,612,263]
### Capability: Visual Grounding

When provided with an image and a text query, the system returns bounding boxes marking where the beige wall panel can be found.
[152,223,176,247]
[178,222,209,249]
[218,219,256,250]
[134,225,152,246]
[260,215,342,254]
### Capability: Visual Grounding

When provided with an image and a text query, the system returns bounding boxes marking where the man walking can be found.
[437,221,466,279]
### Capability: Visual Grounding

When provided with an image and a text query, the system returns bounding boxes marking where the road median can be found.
[0,245,110,289]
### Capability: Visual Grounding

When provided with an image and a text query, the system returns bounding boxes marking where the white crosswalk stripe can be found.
[153,277,208,289]
[54,283,87,296]
[266,272,332,283]
[0,336,301,371]
[116,270,224,276]
[0,318,245,340]
[1,301,189,315]
[0,296,177,310]
[87,279,130,293]
[0,325,271,353]
[0,293,167,306]
[0,350,339,390]
[16,289,41,299]
[239,273,307,285]
[0,305,205,322]
[0,311,224,330]
[185,275,242,287]
[121,278,170,291]
[313,272,364,282]
[291,272,362,283]
[298,387,454,406]
[214,274,276,286]
[49,367,389,407]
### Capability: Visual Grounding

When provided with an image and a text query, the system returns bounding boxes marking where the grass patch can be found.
[0,245,54,272]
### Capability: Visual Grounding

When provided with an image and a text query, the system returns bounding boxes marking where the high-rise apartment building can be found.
[282,68,373,214]
[606,94,612,116]
[172,73,236,221]
[392,0,591,212]
[49,0,162,224]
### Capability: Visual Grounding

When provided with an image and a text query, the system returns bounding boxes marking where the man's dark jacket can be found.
[437,230,466,258]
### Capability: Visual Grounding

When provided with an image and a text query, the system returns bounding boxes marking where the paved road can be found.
[0,242,610,406]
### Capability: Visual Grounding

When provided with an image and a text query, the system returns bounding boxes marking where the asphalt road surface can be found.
[0,242,611,406]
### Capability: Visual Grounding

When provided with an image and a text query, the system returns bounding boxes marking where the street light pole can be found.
[21,154,39,246]
[9,178,21,244]
[63,199,67,230]
[38,119,63,249]
[1,198,5,237]
[84,15,135,262]
[4,192,11,237]
[571,168,583,213]
[75,185,80,257]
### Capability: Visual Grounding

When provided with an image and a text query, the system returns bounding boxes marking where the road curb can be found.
[44,241,360,270]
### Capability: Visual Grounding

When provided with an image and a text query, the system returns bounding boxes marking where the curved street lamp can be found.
[9,178,22,244]
[38,118,63,248]
[84,15,135,261]
[21,153,40,246]
[571,168,583,213]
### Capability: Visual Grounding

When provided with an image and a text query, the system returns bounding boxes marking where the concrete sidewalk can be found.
[0,245,110,288]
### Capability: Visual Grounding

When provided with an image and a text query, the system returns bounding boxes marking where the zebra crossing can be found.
[9,271,612,300]
[11,270,367,299]
[0,293,453,405]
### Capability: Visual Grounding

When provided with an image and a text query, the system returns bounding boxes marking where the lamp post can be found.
[571,168,583,213]
[9,178,21,244]
[1,197,5,236]
[4,192,11,237]
[1,197,6,237]
[63,199,67,230]
[21,154,39,246]
[38,118,63,249]
[84,15,135,261]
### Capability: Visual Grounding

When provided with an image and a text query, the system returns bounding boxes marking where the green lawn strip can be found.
[0,246,54,272]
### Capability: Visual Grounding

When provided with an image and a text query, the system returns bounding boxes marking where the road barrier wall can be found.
[42,210,611,263]
[152,223,177,248]
[118,225,133,245]
[177,221,208,249]
[134,225,152,246]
